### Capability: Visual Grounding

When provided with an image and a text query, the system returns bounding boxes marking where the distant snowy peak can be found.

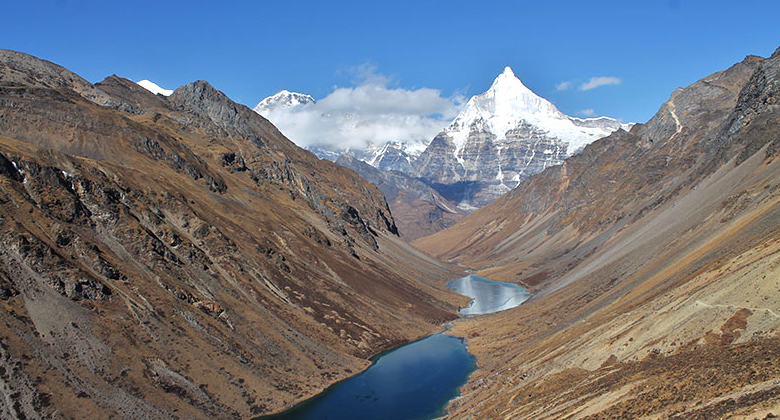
[253,90,315,114]
[570,116,634,132]
[412,66,632,209]
[255,89,429,171]
[308,139,429,173]
[364,140,429,172]
[136,80,173,96]
[443,66,626,156]
[366,140,428,162]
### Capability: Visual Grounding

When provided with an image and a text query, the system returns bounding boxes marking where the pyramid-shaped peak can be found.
[489,65,532,94]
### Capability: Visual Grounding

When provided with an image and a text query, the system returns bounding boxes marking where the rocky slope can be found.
[413,66,629,209]
[335,154,466,240]
[0,49,466,419]
[416,47,780,418]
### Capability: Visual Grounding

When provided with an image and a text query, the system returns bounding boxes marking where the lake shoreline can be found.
[256,275,530,420]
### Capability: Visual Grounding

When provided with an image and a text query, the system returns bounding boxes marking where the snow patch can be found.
[137,80,173,96]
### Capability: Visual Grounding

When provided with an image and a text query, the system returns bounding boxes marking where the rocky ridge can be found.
[0,49,465,419]
[335,154,466,240]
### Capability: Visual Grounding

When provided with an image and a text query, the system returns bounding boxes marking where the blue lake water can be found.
[447,274,530,315]
[258,275,528,420]
[258,333,474,420]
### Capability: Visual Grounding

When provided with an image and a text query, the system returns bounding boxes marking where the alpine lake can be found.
[258,274,529,420]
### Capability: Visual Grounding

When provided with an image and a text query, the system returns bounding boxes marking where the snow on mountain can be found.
[253,69,629,211]
[253,90,315,113]
[136,79,173,96]
[413,66,630,209]
[365,139,428,168]
[444,66,624,161]
[254,89,432,171]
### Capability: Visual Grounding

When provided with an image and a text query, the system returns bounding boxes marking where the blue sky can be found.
[3,0,779,131]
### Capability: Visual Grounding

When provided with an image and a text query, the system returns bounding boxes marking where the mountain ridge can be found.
[0,49,465,419]
[256,66,629,231]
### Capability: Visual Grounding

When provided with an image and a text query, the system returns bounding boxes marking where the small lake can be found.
[259,275,528,420]
[258,333,474,420]
[447,274,530,315]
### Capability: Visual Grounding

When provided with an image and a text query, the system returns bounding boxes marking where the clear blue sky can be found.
[2,0,779,124]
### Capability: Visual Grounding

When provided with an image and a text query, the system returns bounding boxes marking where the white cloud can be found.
[579,76,622,91]
[579,108,596,117]
[257,67,465,149]
[555,81,571,91]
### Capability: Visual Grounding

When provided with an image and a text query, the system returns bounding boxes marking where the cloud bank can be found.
[579,76,622,91]
[256,68,464,149]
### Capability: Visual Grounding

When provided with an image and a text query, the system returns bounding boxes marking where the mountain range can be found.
[256,67,629,236]
[3,43,780,420]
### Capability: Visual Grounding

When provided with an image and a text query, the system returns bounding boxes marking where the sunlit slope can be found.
[415,47,780,418]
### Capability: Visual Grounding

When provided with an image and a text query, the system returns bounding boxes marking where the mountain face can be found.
[412,66,629,209]
[0,49,464,419]
[335,154,465,240]
[308,141,427,173]
[416,48,780,418]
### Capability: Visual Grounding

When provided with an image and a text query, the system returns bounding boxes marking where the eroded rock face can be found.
[0,49,462,419]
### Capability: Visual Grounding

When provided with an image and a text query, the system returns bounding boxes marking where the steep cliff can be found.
[413,66,628,209]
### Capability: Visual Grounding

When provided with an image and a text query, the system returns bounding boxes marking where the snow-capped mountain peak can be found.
[444,67,621,157]
[414,66,630,208]
[253,90,315,114]
[137,80,173,96]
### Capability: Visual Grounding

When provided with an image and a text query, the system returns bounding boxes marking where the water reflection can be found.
[447,275,530,315]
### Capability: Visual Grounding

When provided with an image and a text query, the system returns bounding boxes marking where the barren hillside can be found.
[0,50,466,419]
[415,47,780,419]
